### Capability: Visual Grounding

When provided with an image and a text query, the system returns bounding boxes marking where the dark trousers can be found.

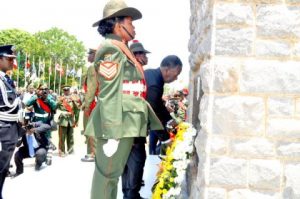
[122,142,146,199]
[0,141,16,199]
[14,147,47,174]
[149,130,160,155]
[0,121,19,199]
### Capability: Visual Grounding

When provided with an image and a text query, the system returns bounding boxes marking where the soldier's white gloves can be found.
[103,139,119,157]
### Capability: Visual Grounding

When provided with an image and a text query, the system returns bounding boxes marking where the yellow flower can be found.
[152,188,162,199]
[162,189,168,194]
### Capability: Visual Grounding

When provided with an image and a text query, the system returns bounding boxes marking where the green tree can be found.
[34,27,85,92]
[0,28,86,91]
[0,29,37,52]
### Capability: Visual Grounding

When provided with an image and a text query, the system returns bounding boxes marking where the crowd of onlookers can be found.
[7,84,188,178]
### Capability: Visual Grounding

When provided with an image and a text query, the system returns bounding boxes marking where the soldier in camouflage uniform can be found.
[72,88,82,127]
[81,48,98,162]
[25,84,57,136]
[57,86,80,156]
[85,1,163,198]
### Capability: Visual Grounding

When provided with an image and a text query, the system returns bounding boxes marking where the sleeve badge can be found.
[98,61,118,80]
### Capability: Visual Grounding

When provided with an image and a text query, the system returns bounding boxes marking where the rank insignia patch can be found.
[98,61,118,80]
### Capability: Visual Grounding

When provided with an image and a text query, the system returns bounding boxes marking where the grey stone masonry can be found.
[188,0,300,198]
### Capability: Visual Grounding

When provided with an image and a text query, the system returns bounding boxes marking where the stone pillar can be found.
[188,0,300,198]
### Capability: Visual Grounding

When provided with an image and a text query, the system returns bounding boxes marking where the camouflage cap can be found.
[0,45,16,58]
[37,83,49,90]
[27,84,34,89]
[130,40,150,54]
[88,48,96,54]
[62,85,71,90]
[92,0,142,27]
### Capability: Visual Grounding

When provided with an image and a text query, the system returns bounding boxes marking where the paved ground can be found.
[3,112,160,199]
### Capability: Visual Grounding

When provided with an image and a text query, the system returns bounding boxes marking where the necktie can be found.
[4,75,15,88]
[27,135,35,157]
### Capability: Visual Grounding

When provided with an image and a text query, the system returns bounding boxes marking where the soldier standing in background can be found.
[57,85,80,156]
[81,48,98,162]
[122,40,150,199]
[0,45,24,199]
[71,88,82,127]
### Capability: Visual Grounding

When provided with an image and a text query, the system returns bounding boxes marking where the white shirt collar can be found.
[0,71,6,78]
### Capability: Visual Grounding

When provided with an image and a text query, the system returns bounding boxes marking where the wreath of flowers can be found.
[152,122,197,199]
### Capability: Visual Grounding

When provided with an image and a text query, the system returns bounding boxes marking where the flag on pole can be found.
[26,55,31,69]
[54,62,57,93]
[48,59,52,89]
[55,63,64,75]
[38,57,41,78]
[77,68,82,77]
[42,58,45,83]
[13,59,18,70]
[68,68,76,77]
[16,52,20,88]
[58,60,63,96]
[25,54,30,78]
[30,56,37,81]
[55,63,61,71]
[60,68,64,76]
[24,53,28,88]
[13,52,20,69]
[49,62,52,75]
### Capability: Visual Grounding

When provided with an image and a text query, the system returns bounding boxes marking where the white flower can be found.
[155,122,197,199]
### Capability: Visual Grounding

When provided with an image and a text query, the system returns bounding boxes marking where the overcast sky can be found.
[1,0,191,88]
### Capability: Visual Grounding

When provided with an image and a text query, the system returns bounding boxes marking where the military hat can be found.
[182,88,189,96]
[37,83,49,90]
[62,85,71,90]
[88,48,96,54]
[92,0,142,27]
[130,40,150,54]
[0,45,16,58]
[27,84,34,89]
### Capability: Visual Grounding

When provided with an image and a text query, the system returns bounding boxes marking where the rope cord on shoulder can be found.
[0,77,19,112]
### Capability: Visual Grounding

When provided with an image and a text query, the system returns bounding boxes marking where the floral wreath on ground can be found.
[152,122,197,199]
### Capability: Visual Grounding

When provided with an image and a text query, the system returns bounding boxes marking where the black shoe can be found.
[35,164,41,171]
[46,158,52,165]
[6,171,12,177]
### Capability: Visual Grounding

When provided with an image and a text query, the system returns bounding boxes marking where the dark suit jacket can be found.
[17,121,51,155]
[144,68,172,141]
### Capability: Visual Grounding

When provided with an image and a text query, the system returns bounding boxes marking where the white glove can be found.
[103,139,119,157]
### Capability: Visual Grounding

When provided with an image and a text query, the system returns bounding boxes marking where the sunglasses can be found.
[4,57,15,62]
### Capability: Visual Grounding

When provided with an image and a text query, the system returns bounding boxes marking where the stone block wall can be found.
[188,0,300,198]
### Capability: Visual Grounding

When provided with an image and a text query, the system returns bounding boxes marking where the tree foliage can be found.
[0,28,86,91]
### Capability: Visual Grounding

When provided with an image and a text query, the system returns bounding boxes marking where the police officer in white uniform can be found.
[0,45,23,199]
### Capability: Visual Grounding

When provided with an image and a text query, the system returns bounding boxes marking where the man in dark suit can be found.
[145,55,182,155]
[13,113,53,176]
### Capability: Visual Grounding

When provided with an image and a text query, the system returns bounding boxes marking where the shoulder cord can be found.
[0,77,19,113]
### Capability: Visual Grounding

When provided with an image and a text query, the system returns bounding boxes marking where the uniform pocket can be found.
[122,95,148,136]
[0,121,11,137]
